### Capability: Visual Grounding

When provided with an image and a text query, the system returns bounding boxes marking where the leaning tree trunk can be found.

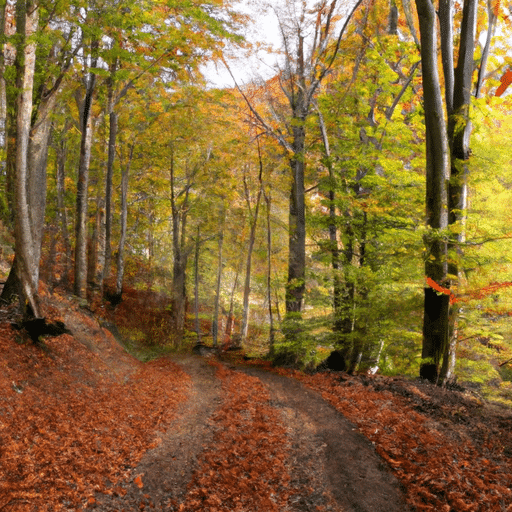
[415,0,451,383]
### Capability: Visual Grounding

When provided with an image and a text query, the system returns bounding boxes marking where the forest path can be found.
[93,355,410,511]
[237,364,411,512]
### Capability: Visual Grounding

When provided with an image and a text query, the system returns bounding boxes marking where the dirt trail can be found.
[237,365,411,512]
[94,356,222,510]
[93,356,410,511]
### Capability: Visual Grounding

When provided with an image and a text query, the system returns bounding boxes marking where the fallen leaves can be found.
[282,369,512,512]
[0,304,190,512]
[175,362,294,511]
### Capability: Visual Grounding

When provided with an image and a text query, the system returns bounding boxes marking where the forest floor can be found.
[1,291,512,512]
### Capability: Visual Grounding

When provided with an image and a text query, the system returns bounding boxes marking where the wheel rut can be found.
[237,365,412,512]
[93,357,411,511]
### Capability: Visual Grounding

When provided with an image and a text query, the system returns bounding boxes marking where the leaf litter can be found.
[2,291,512,512]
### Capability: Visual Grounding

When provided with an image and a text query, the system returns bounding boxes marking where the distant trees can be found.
[0,0,244,324]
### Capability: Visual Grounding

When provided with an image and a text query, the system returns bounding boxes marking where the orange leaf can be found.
[496,69,512,97]
[134,475,144,488]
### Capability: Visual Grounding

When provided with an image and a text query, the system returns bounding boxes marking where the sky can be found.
[201,1,282,89]
[201,0,362,89]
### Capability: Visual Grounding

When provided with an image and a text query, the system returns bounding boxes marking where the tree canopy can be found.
[2,0,512,397]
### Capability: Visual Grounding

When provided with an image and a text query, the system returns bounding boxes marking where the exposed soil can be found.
[92,355,222,511]
[90,354,410,511]
[238,366,411,512]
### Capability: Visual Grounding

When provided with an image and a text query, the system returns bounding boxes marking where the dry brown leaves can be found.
[0,320,190,512]
[173,362,294,512]
[276,369,512,512]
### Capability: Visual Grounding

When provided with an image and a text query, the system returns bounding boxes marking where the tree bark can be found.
[170,141,191,346]
[74,45,97,299]
[265,188,275,355]
[13,0,41,318]
[212,227,224,347]
[442,0,477,384]
[193,227,201,343]
[115,142,133,301]
[286,121,307,314]
[55,127,72,286]
[102,60,119,292]
[415,0,451,383]
[241,163,263,343]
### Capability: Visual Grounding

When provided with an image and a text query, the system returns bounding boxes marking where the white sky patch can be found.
[202,0,362,89]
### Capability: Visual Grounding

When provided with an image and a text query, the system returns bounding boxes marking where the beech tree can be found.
[230,0,364,337]
[11,0,41,318]
[415,0,499,383]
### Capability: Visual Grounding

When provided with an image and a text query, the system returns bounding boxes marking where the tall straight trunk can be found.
[115,143,133,299]
[193,227,201,343]
[0,0,7,168]
[102,62,118,291]
[264,189,275,354]
[103,109,117,286]
[74,48,97,299]
[441,0,477,384]
[55,130,72,285]
[415,0,451,383]
[170,141,190,345]
[316,106,343,333]
[224,259,241,342]
[241,164,263,343]
[212,226,224,347]
[87,196,104,290]
[27,92,56,279]
[286,121,306,314]
[13,0,41,318]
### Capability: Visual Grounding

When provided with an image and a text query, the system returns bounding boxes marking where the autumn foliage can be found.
[176,362,294,511]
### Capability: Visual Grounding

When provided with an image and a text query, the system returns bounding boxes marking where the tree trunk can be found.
[13,0,41,318]
[286,121,306,315]
[74,50,97,299]
[102,69,118,292]
[115,142,133,301]
[441,0,477,384]
[224,259,241,343]
[316,106,344,334]
[170,141,191,346]
[0,0,8,173]
[55,128,72,286]
[265,188,275,355]
[193,227,201,343]
[212,227,224,347]
[241,164,263,344]
[415,0,451,383]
